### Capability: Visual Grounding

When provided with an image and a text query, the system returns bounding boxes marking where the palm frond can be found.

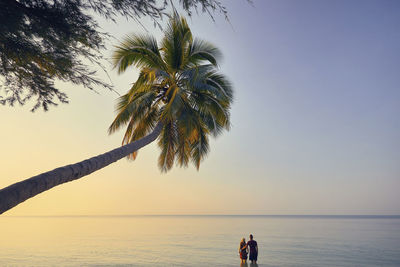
[161,14,192,71]
[189,122,210,170]
[187,38,222,67]
[160,85,186,121]
[206,72,234,101]
[129,107,159,143]
[113,34,166,73]
[123,107,160,160]
[158,121,178,172]
[176,127,190,167]
[189,90,230,130]
[108,91,157,134]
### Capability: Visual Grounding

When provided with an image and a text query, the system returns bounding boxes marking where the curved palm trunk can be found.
[0,123,163,215]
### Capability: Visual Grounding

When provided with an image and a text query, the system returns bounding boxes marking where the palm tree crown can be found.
[109,13,233,172]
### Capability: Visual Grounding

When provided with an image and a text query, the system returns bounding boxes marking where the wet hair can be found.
[249,234,253,240]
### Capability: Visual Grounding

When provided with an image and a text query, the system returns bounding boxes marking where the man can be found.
[247,234,258,264]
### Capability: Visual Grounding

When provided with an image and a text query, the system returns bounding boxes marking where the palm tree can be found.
[0,13,233,215]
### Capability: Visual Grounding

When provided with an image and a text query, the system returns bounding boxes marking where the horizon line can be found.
[3,214,400,218]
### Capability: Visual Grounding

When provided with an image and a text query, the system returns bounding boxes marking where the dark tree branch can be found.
[0,0,229,111]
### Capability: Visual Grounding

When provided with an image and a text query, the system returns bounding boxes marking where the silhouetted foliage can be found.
[0,0,228,111]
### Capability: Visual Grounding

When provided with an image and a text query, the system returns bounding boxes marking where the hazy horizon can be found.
[4,214,400,218]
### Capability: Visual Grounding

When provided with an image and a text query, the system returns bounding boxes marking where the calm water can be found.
[0,215,399,266]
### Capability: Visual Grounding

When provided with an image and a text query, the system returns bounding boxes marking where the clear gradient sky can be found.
[1,0,399,215]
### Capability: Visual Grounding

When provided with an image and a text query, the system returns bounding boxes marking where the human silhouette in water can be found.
[247,234,258,264]
[239,237,248,264]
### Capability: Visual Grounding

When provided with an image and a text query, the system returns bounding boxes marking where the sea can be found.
[1,215,399,266]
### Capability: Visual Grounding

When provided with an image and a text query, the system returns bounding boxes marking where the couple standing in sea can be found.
[239,234,258,265]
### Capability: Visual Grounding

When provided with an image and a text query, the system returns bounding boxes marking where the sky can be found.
[1,0,399,216]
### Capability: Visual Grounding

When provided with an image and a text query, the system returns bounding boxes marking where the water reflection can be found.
[240,261,259,267]
[1,216,399,266]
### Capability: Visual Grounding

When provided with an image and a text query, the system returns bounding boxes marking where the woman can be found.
[239,237,248,263]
